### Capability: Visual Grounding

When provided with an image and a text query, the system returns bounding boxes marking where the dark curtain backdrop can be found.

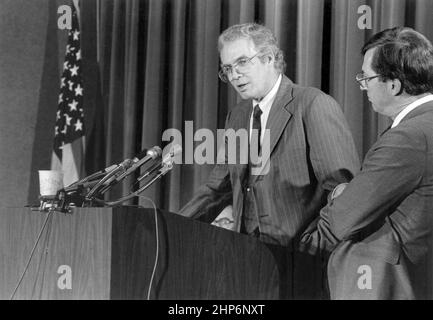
[79,0,433,213]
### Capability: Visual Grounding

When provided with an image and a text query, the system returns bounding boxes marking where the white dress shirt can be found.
[392,94,433,128]
[249,74,282,144]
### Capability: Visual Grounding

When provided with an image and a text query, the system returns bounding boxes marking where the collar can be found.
[392,94,433,128]
[252,74,282,110]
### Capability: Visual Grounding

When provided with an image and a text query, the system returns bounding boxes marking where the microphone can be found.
[97,148,149,187]
[67,179,101,191]
[57,148,151,208]
[137,144,182,183]
[131,148,150,163]
[99,145,182,207]
[113,146,162,183]
[97,146,162,195]
[86,158,134,198]
[64,164,118,191]
[64,148,149,193]
[85,164,119,181]
[58,158,134,208]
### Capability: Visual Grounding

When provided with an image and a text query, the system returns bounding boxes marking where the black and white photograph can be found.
[0,0,433,306]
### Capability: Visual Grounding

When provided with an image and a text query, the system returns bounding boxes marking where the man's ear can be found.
[389,78,402,96]
[264,53,274,64]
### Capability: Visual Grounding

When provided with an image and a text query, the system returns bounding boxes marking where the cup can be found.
[38,170,64,196]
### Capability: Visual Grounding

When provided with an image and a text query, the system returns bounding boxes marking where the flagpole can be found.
[72,0,80,27]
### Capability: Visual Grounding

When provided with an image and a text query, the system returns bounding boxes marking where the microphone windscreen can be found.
[147,146,162,159]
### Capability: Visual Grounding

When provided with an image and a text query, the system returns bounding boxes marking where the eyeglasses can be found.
[355,72,381,89]
[218,52,262,83]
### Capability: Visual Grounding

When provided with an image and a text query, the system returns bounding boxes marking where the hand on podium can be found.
[211,205,234,230]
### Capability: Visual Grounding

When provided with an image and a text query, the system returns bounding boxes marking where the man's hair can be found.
[218,23,286,73]
[361,27,433,95]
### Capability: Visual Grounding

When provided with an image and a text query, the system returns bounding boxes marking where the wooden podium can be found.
[0,206,291,300]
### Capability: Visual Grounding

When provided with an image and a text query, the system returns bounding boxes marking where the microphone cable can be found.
[92,195,160,300]
[137,196,159,301]
[93,163,171,207]
[9,209,54,300]
[86,159,133,199]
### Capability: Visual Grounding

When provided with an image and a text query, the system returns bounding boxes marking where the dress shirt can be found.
[250,74,282,144]
[392,94,433,128]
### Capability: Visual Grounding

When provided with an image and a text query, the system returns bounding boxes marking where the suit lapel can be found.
[230,76,296,181]
[266,76,295,156]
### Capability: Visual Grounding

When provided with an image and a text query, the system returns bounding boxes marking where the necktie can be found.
[241,104,262,236]
[251,104,263,158]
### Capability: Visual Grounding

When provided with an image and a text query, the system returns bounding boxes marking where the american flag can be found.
[51,1,85,187]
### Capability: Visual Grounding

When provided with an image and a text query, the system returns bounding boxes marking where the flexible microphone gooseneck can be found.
[94,145,182,207]
[85,158,134,199]
[97,146,163,195]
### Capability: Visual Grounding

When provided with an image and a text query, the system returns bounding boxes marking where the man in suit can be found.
[301,27,433,299]
[179,23,360,298]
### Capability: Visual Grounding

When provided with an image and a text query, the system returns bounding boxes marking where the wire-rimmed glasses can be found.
[218,52,262,83]
[355,72,380,89]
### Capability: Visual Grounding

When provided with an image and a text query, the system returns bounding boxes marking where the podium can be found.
[0,206,291,299]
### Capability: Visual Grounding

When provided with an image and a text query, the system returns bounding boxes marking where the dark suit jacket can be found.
[179,75,360,246]
[301,102,433,299]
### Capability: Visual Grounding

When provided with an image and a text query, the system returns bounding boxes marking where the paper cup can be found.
[38,170,64,196]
